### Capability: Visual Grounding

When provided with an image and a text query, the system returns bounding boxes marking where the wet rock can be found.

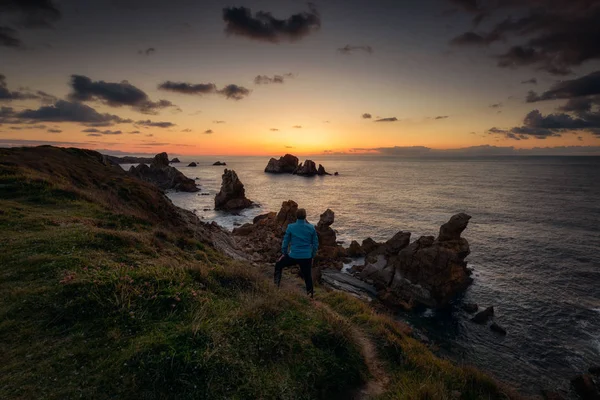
[490,322,507,335]
[293,160,318,176]
[347,240,365,257]
[590,366,600,375]
[213,161,226,166]
[334,171,339,176]
[541,390,566,400]
[384,231,411,255]
[170,157,180,163]
[361,238,380,254]
[472,306,494,324]
[571,374,600,400]
[264,154,299,173]
[214,169,254,211]
[462,303,479,313]
[317,164,331,175]
[129,152,199,192]
[316,209,337,247]
[438,213,471,242]
[188,162,197,167]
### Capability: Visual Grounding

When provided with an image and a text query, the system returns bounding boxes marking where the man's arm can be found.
[281,226,291,255]
[311,227,319,258]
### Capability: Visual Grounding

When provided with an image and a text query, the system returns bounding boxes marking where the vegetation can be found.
[0,146,519,399]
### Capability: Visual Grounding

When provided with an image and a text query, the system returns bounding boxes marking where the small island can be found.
[264,154,331,177]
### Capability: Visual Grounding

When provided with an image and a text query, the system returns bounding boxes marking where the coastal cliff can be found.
[0,146,520,400]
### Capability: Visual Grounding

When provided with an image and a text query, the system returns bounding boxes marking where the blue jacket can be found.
[282,219,319,259]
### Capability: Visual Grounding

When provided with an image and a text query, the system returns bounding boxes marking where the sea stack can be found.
[129,152,199,192]
[264,154,299,173]
[214,169,254,211]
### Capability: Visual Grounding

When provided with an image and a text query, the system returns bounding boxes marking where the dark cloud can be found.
[135,119,176,128]
[100,130,122,135]
[0,0,61,29]
[521,78,537,85]
[375,117,398,122]
[222,5,320,43]
[489,103,502,108]
[0,74,39,101]
[0,26,21,48]
[213,120,226,124]
[158,81,250,100]
[129,130,140,134]
[139,47,156,55]
[526,71,600,103]
[47,128,61,133]
[337,45,373,54]
[145,134,153,137]
[362,113,372,119]
[270,128,279,131]
[69,75,177,114]
[447,1,600,75]
[1,100,133,125]
[181,128,192,132]
[10,126,22,130]
[435,115,449,119]
[204,129,213,134]
[86,133,102,137]
[285,146,294,149]
[254,74,294,84]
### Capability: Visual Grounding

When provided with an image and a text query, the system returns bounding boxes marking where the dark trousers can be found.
[274,255,314,295]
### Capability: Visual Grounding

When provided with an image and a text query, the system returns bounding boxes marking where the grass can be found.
[0,146,520,399]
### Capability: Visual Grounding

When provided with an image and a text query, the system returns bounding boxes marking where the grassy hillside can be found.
[0,146,520,399]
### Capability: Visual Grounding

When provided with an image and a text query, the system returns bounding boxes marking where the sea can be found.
[139,155,599,396]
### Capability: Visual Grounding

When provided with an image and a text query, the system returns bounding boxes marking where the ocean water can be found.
[160,155,600,395]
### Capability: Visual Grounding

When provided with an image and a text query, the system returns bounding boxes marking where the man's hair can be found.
[296,208,307,220]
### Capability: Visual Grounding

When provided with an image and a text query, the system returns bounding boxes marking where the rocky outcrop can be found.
[129,152,199,192]
[188,162,197,167]
[314,209,345,269]
[214,169,253,211]
[347,240,364,257]
[571,374,600,399]
[170,157,181,163]
[264,154,299,173]
[357,213,473,309]
[317,164,330,176]
[294,160,318,176]
[490,322,507,335]
[472,306,494,324]
[213,161,227,166]
[103,155,154,164]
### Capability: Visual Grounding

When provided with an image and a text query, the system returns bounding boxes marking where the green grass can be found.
[0,146,520,400]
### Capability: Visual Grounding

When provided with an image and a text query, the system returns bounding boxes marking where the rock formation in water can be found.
[293,160,318,176]
[213,161,227,166]
[102,155,154,165]
[264,154,299,173]
[317,164,331,175]
[188,162,197,167]
[358,213,473,309]
[214,169,254,211]
[129,152,199,192]
[170,157,181,163]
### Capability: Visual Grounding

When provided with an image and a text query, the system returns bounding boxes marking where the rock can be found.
[293,160,318,176]
[102,155,154,164]
[170,157,181,163]
[264,154,299,173]
[540,390,566,400]
[276,200,298,232]
[462,303,479,313]
[384,231,411,255]
[571,374,600,400]
[334,171,339,176]
[347,240,365,257]
[590,366,600,375]
[213,161,226,166]
[129,152,199,192]
[362,238,380,254]
[490,322,507,335]
[214,169,254,211]
[438,213,471,242]
[317,164,330,175]
[188,162,197,167]
[316,209,337,247]
[472,306,494,324]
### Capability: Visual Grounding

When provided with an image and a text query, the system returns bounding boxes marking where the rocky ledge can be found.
[214,169,254,211]
[129,152,199,192]
[264,154,331,176]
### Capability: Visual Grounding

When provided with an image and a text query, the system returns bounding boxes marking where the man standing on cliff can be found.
[274,208,319,298]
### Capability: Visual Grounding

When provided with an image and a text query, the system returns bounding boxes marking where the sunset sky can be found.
[1,0,600,156]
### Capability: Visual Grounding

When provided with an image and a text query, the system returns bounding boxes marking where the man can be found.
[274,208,319,297]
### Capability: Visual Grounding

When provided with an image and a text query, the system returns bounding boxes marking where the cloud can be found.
[82,128,122,135]
[82,128,100,133]
[446,1,600,75]
[87,133,102,137]
[375,117,398,122]
[100,130,122,135]
[204,129,213,134]
[181,128,192,132]
[254,74,294,84]
[526,71,600,103]
[270,128,279,131]
[0,26,21,48]
[362,113,372,119]
[0,100,133,126]
[47,128,61,133]
[0,0,61,29]
[10,126,22,130]
[285,146,294,149]
[292,125,302,128]
[158,81,250,100]
[145,134,153,137]
[337,45,373,54]
[521,78,537,85]
[69,75,177,114]
[222,5,320,43]
[129,130,140,134]
[139,47,156,55]
[0,74,39,101]
[213,120,225,124]
[135,119,176,128]
[435,115,449,119]
[489,103,502,108]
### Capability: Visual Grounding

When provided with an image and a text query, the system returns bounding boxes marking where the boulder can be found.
[334,172,339,176]
[362,238,380,254]
[316,209,337,247]
[317,164,331,175]
[438,213,471,242]
[293,160,318,176]
[188,162,197,167]
[170,157,181,163]
[472,306,494,324]
[264,154,299,173]
[490,322,507,335]
[571,374,600,400]
[347,240,365,257]
[213,161,227,166]
[462,303,479,313]
[276,200,298,232]
[540,390,566,400]
[384,231,411,255]
[214,169,254,211]
[129,152,199,192]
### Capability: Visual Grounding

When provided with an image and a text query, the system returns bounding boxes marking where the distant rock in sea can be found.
[102,155,154,164]
[293,160,318,176]
[129,152,199,192]
[213,161,227,166]
[188,162,197,167]
[214,169,254,211]
[170,157,181,163]
[265,154,299,173]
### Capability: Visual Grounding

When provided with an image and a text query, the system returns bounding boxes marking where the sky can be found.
[1,0,600,156]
